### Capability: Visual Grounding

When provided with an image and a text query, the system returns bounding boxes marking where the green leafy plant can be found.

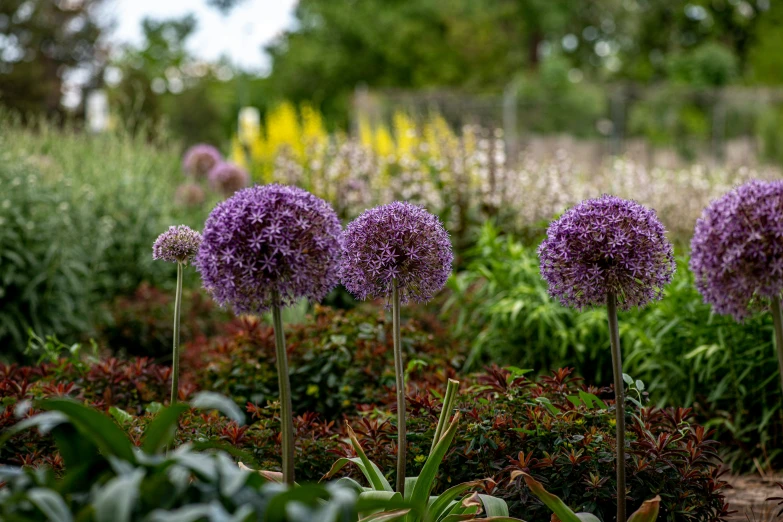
[446,223,783,472]
[0,394,401,521]
[515,472,661,522]
[325,379,522,521]
[0,116,210,359]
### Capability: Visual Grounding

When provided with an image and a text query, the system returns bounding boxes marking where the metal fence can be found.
[353,84,783,169]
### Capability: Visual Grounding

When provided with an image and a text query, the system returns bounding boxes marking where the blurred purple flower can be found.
[183,144,222,179]
[539,194,675,311]
[153,225,202,264]
[174,182,206,207]
[209,161,250,196]
[340,202,453,304]
[691,180,783,321]
[196,184,341,314]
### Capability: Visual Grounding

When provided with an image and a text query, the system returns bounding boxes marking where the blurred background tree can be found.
[0,0,107,118]
[1,0,781,142]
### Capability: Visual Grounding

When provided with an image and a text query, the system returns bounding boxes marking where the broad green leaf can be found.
[534,397,559,415]
[358,490,407,516]
[92,469,144,522]
[478,494,509,517]
[0,411,66,449]
[108,407,134,425]
[189,392,245,425]
[142,404,189,454]
[575,514,602,522]
[265,484,331,519]
[27,488,73,522]
[404,476,418,501]
[39,399,135,462]
[578,391,607,410]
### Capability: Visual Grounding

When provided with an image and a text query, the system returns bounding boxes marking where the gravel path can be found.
[725,475,782,521]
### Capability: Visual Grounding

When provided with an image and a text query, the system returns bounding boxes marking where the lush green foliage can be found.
[0,331,729,521]
[181,305,462,418]
[446,224,783,471]
[0,118,212,357]
[0,397,390,521]
[99,283,231,358]
[266,0,774,121]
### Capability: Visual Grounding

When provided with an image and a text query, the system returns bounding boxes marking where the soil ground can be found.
[726,475,782,521]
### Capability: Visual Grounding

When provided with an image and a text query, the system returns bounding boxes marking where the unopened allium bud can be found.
[691,180,783,321]
[340,202,453,304]
[153,225,202,264]
[196,184,341,314]
[183,144,222,180]
[208,161,250,196]
[539,195,675,311]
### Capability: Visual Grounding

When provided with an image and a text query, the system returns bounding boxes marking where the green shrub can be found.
[445,224,783,471]
[1,358,730,521]
[0,397,383,522]
[0,116,213,358]
[182,305,463,418]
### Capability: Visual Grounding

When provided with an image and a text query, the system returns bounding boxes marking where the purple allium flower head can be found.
[340,202,453,304]
[208,161,250,196]
[539,195,675,311]
[153,225,202,264]
[182,144,222,180]
[690,180,783,321]
[196,184,341,314]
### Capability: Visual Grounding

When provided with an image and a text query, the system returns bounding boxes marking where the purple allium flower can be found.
[182,144,222,179]
[208,161,250,196]
[196,184,341,314]
[174,182,206,207]
[153,225,203,264]
[340,202,453,304]
[538,195,675,311]
[690,180,783,321]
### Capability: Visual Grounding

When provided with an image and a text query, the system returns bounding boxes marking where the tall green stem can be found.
[272,295,295,485]
[171,262,183,405]
[770,296,783,395]
[392,279,406,494]
[607,292,626,522]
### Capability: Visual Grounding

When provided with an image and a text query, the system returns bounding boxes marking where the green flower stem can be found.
[170,262,183,405]
[392,279,406,495]
[607,292,626,522]
[271,295,295,485]
[770,295,783,395]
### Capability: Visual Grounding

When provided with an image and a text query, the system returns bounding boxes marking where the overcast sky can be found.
[107,0,298,73]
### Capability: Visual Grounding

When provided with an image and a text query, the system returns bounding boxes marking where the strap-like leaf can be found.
[478,494,509,517]
[514,471,582,522]
[92,469,145,522]
[26,488,73,522]
[360,509,412,522]
[344,422,393,492]
[430,379,460,455]
[142,404,189,454]
[409,412,462,515]
[425,480,481,521]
